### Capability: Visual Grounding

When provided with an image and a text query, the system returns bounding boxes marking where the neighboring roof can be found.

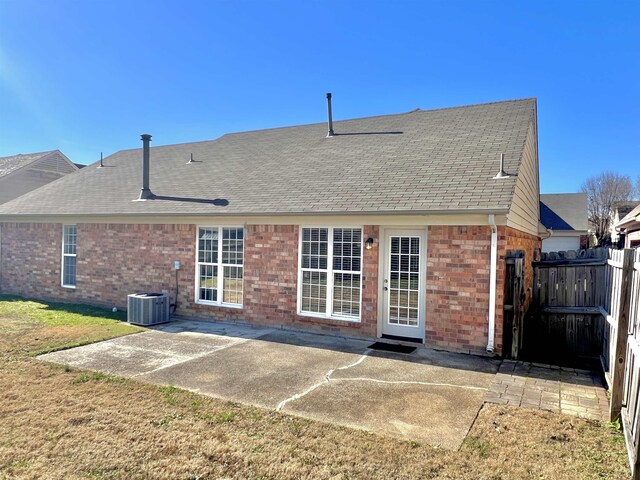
[616,203,640,230]
[540,193,588,232]
[0,98,537,217]
[0,150,80,205]
[614,201,640,220]
[0,151,55,178]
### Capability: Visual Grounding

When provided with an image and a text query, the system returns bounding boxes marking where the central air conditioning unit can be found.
[127,292,170,326]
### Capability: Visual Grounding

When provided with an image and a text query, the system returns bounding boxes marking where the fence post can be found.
[610,249,635,422]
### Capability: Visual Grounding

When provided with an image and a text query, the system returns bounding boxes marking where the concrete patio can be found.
[38,319,500,450]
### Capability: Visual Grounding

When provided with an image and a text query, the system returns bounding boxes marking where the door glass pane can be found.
[388,236,420,326]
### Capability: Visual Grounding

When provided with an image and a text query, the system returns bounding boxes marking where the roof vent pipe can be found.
[138,134,154,200]
[326,93,335,137]
[493,153,511,179]
[98,152,104,168]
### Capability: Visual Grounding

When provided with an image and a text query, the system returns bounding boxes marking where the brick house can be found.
[0,98,541,356]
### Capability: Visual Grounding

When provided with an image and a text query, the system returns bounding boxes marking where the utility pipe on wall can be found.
[487,214,498,353]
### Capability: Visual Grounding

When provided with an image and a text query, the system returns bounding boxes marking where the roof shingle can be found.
[0,98,536,217]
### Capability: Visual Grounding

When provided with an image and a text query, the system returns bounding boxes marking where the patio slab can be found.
[39,320,501,449]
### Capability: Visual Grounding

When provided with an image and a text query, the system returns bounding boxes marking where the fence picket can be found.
[529,247,640,478]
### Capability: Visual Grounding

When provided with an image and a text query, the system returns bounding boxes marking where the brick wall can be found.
[424,225,540,356]
[426,226,492,354]
[0,221,538,355]
[0,223,379,339]
[0,223,197,307]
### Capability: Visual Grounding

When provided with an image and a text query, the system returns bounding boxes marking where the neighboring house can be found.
[539,193,589,252]
[0,150,79,205]
[614,203,640,248]
[611,201,640,248]
[0,98,541,356]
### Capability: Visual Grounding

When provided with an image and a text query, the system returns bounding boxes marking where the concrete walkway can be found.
[484,360,609,421]
[38,320,500,450]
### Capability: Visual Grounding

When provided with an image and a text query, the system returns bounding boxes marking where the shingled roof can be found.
[0,151,56,178]
[0,98,536,217]
[540,193,588,231]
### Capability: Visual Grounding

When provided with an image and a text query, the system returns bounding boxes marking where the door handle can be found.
[384,287,388,291]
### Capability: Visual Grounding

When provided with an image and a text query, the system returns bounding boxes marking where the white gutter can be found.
[487,214,498,353]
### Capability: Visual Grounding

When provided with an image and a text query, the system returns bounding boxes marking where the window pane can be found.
[62,225,77,286]
[332,272,361,317]
[223,266,243,305]
[300,227,362,320]
[199,264,218,302]
[198,228,218,263]
[63,256,76,286]
[301,270,327,313]
[301,228,328,273]
[333,228,362,272]
[63,225,76,255]
[222,228,244,265]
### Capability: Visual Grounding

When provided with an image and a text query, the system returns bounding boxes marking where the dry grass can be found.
[0,295,631,479]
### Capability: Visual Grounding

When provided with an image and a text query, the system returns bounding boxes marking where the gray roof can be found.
[617,203,640,227]
[0,99,536,217]
[0,151,55,178]
[615,201,640,220]
[540,193,588,231]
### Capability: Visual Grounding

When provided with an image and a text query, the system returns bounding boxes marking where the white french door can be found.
[381,229,426,340]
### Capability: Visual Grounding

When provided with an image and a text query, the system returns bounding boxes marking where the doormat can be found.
[368,342,416,354]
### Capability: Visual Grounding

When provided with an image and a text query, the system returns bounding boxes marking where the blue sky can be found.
[0,0,637,193]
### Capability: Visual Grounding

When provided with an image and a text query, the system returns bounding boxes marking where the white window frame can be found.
[61,224,77,289]
[297,226,363,322]
[194,225,244,308]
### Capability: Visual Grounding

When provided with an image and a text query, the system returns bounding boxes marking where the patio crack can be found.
[275,349,371,411]
[330,378,488,391]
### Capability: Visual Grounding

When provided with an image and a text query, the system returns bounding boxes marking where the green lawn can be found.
[0,294,142,358]
[0,294,630,479]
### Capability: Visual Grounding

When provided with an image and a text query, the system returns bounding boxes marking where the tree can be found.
[581,171,633,246]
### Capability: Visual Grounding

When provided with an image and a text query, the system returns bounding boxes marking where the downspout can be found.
[487,214,498,353]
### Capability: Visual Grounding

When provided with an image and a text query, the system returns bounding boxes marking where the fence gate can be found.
[504,250,525,359]
[529,248,608,366]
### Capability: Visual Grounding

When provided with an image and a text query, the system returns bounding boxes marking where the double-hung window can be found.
[61,224,77,288]
[299,227,362,321]
[196,226,244,307]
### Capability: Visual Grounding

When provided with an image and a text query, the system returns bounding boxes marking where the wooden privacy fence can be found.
[528,248,609,365]
[527,247,640,477]
[600,248,640,478]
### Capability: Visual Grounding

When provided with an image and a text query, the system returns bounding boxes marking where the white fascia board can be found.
[0,212,510,226]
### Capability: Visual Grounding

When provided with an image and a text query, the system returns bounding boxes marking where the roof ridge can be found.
[413,97,536,114]
[0,149,56,161]
[108,98,538,151]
